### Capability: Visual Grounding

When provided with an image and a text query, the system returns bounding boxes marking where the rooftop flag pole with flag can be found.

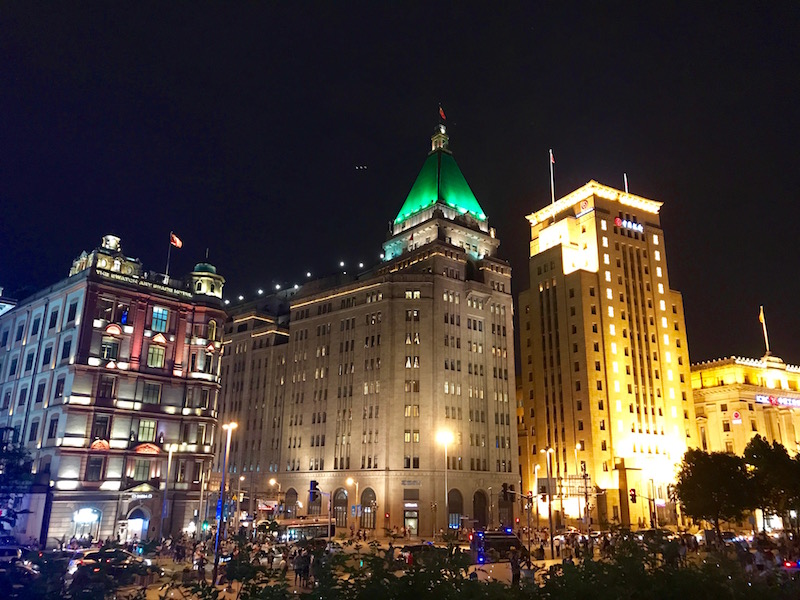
[165,231,182,282]
[759,305,771,355]
[439,105,446,121]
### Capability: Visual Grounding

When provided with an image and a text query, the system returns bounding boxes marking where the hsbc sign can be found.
[755,394,800,409]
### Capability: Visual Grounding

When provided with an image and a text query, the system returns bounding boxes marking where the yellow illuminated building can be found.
[518,181,696,530]
[691,354,800,456]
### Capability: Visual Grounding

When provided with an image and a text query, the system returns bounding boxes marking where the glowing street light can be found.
[212,422,237,585]
[159,443,178,541]
[436,430,454,532]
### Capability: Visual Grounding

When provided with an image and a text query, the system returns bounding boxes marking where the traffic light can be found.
[310,480,319,502]
[202,520,209,532]
[501,483,509,501]
[629,488,637,503]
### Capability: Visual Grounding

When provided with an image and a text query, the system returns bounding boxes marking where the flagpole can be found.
[759,306,770,355]
[549,149,556,206]
[623,173,629,194]
[165,232,173,281]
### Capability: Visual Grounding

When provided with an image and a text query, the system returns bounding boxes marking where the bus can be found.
[277,519,335,542]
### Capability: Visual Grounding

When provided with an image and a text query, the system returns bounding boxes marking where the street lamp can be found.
[436,430,454,534]
[534,464,541,531]
[540,447,555,558]
[269,478,282,519]
[159,443,178,541]
[212,422,237,585]
[346,477,359,533]
[574,443,581,532]
[238,475,245,528]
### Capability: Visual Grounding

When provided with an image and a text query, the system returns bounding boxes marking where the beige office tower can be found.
[518,181,696,530]
[217,125,518,537]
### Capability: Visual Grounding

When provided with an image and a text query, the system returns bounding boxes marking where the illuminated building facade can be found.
[692,354,800,456]
[518,181,696,530]
[0,235,225,546]
[217,125,518,536]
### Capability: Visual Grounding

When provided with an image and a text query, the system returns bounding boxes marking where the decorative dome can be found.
[193,262,217,274]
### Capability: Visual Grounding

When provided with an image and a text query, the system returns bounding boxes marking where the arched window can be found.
[208,320,217,341]
[196,281,203,292]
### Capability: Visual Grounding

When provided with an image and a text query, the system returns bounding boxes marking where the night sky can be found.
[1,4,798,364]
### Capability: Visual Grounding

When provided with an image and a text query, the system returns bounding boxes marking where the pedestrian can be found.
[510,549,521,586]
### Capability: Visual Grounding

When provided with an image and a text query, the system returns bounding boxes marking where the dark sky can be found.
[1,4,798,364]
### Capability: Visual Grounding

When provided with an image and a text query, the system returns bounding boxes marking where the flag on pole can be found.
[550,149,555,164]
[170,232,183,249]
[759,306,765,324]
[439,106,446,121]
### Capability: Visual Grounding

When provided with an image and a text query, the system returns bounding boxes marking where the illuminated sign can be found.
[131,493,153,500]
[755,394,800,409]
[105,324,122,335]
[74,508,101,524]
[97,269,193,299]
[732,411,742,424]
[614,217,644,233]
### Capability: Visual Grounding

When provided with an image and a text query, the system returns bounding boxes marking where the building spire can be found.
[431,124,449,152]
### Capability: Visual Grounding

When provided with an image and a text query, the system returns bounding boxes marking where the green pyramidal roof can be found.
[394,149,487,224]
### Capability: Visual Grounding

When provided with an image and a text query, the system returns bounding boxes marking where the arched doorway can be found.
[127,506,149,542]
[448,489,463,530]
[473,490,488,529]
[284,488,298,519]
[333,488,348,528]
[360,488,377,529]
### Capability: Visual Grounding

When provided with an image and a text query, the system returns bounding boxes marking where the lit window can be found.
[152,307,169,332]
[605,271,611,282]
[659,300,666,311]
[606,289,612,299]
[653,235,659,245]
[602,237,608,247]
[608,306,614,318]
[147,345,165,368]
[658,283,664,294]
[609,324,616,335]
[101,336,119,360]
[611,343,617,354]
[654,250,661,260]
[656,267,662,277]
[612,362,619,373]
[662,317,668,328]
[663,334,669,345]
[614,381,620,392]
[603,254,610,265]
[601,220,607,230]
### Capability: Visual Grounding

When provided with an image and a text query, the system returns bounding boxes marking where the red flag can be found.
[550,149,555,164]
[170,233,183,248]
[439,106,446,121]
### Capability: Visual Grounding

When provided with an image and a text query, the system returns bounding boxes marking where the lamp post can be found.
[269,478,282,519]
[574,443,582,532]
[212,422,237,586]
[534,465,540,532]
[159,443,177,541]
[540,447,555,558]
[436,430,454,534]
[237,475,245,530]
[346,477,359,533]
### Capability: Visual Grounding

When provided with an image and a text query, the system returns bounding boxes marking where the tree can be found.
[0,439,33,533]
[676,448,753,542]
[743,435,794,530]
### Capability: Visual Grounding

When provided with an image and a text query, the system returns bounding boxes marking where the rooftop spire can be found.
[431,123,449,152]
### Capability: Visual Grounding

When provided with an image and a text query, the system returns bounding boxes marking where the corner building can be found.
[519,182,696,530]
[0,235,225,546]
[217,126,518,536]
[692,354,800,456]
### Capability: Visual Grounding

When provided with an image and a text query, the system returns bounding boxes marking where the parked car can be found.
[0,546,23,563]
